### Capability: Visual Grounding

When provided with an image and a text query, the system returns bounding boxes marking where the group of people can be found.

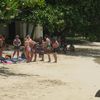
[12,34,59,63]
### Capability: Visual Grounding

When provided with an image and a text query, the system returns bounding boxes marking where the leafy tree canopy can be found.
[0,0,19,21]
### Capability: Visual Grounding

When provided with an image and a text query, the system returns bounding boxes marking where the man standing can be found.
[44,35,51,62]
[12,35,21,58]
[51,38,59,63]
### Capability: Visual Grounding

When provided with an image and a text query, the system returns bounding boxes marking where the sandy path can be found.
[0,54,100,100]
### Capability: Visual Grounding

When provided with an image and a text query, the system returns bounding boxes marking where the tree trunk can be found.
[33,24,43,40]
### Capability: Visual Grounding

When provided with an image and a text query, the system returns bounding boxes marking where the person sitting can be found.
[68,43,75,52]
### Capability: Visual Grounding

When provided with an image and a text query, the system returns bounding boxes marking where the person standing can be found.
[32,37,45,62]
[38,37,45,61]
[0,35,4,57]
[44,35,51,62]
[24,35,33,62]
[12,35,21,58]
[51,38,59,63]
[29,39,37,62]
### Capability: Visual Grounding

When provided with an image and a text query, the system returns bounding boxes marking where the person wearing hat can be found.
[12,35,21,58]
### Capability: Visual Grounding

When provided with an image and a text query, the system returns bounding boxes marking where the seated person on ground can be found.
[68,43,75,52]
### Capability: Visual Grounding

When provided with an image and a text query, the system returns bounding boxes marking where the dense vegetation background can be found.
[0,0,100,41]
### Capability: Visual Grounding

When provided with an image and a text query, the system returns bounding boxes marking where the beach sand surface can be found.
[0,43,100,100]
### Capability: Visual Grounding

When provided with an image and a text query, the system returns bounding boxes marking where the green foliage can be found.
[17,4,65,33]
[0,0,19,21]
[37,6,65,33]
[45,0,100,41]
[17,0,45,22]
[20,0,45,8]
[0,0,100,41]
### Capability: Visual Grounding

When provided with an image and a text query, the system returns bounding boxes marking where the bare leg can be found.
[33,52,37,62]
[41,54,44,61]
[47,53,51,62]
[31,51,34,61]
[27,52,31,62]
[17,50,20,58]
[53,53,57,63]
[25,50,30,63]
[13,51,16,58]
[0,49,2,57]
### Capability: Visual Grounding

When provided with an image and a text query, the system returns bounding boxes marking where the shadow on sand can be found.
[0,66,31,77]
[94,56,100,65]
[65,48,100,65]
[66,48,100,58]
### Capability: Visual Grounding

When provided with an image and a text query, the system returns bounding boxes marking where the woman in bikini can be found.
[24,35,33,62]
[51,38,59,63]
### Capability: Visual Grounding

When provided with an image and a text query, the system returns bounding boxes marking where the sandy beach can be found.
[0,43,100,100]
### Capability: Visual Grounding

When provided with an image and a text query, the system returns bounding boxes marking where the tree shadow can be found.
[79,42,100,47]
[0,66,31,77]
[66,48,100,57]
[94,56,100,65]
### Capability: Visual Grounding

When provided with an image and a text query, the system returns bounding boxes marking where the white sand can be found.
[0,43,100,100]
